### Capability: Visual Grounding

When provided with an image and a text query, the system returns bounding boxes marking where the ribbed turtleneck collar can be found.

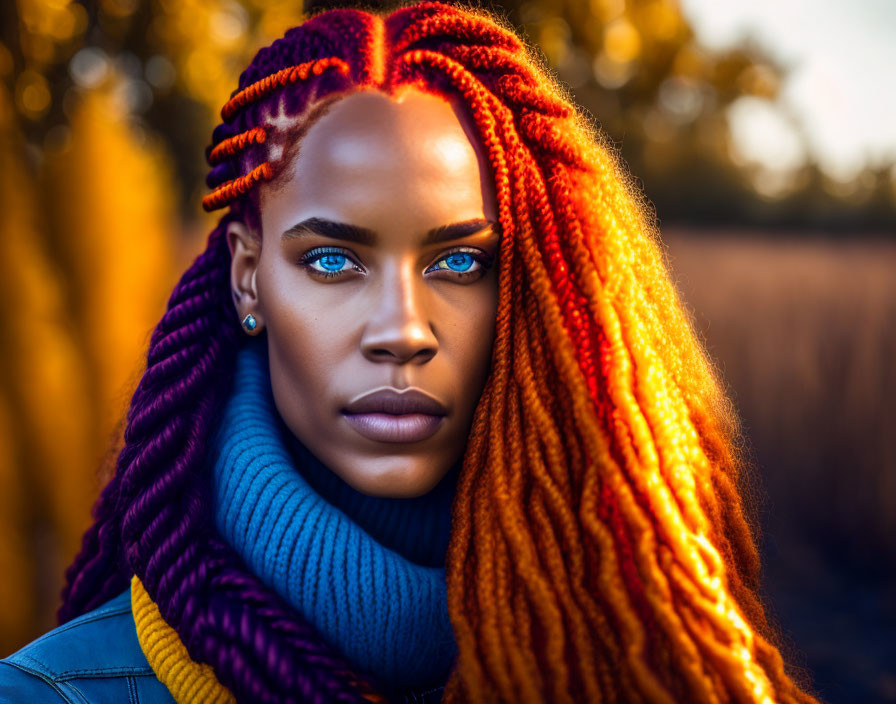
[207,338,458,691]
[283,429,459,568]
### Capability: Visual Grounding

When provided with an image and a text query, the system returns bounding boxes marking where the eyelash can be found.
[298,246,494,281]
[299,247,364,279]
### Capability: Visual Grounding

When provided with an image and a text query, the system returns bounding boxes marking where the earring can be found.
[241,313,258,333]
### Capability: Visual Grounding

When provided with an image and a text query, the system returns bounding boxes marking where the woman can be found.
[0,3,821,703]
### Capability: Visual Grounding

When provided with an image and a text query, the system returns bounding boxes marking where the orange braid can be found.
[204,5,823,702]
[220,57,350,122]
[208,127,268,165]
[201,162,273,212]
[393,12,821,701]
[391,7,523,56]
[497,74,572,118]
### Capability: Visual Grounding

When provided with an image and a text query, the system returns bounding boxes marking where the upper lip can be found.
[343,388,448,416]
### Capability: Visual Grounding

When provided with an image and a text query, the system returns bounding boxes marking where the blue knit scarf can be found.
[208,338,459,691]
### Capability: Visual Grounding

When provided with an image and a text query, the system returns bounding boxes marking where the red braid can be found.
[201,162,273,212]
[208,127,268,165]
[220,57,350,122]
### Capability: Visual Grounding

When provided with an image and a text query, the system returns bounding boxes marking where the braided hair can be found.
[60,3,821,703]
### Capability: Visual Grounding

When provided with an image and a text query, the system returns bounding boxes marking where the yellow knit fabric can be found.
[131,575,235,704]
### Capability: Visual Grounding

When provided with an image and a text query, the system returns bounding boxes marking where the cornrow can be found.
[202,162,274,212]
[207,127,267,165]
[61,4,822,704]
[220,57,351,122]
[390,5,523,56]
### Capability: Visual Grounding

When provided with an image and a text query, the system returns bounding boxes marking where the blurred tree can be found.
[0,82,95,652]
[41,80,178,447]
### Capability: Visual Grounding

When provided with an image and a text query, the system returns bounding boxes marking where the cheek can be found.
[256,261,354,400]
[441,285,498,404]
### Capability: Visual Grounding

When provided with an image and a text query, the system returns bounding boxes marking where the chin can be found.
[335,456,450,498]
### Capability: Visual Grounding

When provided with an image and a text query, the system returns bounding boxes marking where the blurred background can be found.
[0,0,893,702]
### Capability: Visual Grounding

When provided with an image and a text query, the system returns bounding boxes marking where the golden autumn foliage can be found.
[42,80,177,446]
[150,0,305,111]
[0,394,33,648]
[0,82,95,647]
[0,76,179,653]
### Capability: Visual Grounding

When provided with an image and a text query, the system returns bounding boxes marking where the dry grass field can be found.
[664,230,896,704]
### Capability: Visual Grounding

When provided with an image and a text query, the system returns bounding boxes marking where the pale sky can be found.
[678,0,896,180]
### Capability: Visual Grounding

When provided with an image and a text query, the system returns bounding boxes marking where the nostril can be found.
[368,346,436,363]
[414,347,437,362]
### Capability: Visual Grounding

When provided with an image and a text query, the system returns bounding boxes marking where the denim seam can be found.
[55,666,156,681]
[0,660,77,704]
[11,652,154,682]
[127,674,140,704]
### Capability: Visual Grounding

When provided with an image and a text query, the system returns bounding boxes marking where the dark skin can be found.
[227,88,500,497]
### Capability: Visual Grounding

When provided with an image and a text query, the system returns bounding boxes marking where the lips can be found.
[342,388,447,443]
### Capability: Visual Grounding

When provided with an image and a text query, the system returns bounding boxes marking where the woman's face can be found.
[227,88,499,497]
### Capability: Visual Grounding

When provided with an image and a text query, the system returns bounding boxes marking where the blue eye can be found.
[446,253,474,271]
[431,252,481,273]
[316,253,347,272]
[301,248,360,277]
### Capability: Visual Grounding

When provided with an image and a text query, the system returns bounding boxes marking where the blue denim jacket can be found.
[0,590,444,703]
[0,590,173,703]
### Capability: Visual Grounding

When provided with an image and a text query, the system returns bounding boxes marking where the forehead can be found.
[258,88,495,239]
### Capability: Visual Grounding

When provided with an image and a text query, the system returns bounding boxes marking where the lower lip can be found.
[341,412,444,443]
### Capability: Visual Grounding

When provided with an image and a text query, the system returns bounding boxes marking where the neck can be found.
[283,430,460,567]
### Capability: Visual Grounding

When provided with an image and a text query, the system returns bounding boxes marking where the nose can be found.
[360,262,438,364]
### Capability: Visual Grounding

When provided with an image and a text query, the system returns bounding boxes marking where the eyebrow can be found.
[281,217,497,246]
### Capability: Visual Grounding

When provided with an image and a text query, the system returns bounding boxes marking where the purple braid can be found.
[60,215,384,703]
[59,3,582,702]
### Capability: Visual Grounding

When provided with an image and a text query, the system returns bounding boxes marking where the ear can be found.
[227,220,264,335]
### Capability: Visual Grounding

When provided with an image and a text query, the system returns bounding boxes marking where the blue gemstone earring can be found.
[241,313,258,333]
